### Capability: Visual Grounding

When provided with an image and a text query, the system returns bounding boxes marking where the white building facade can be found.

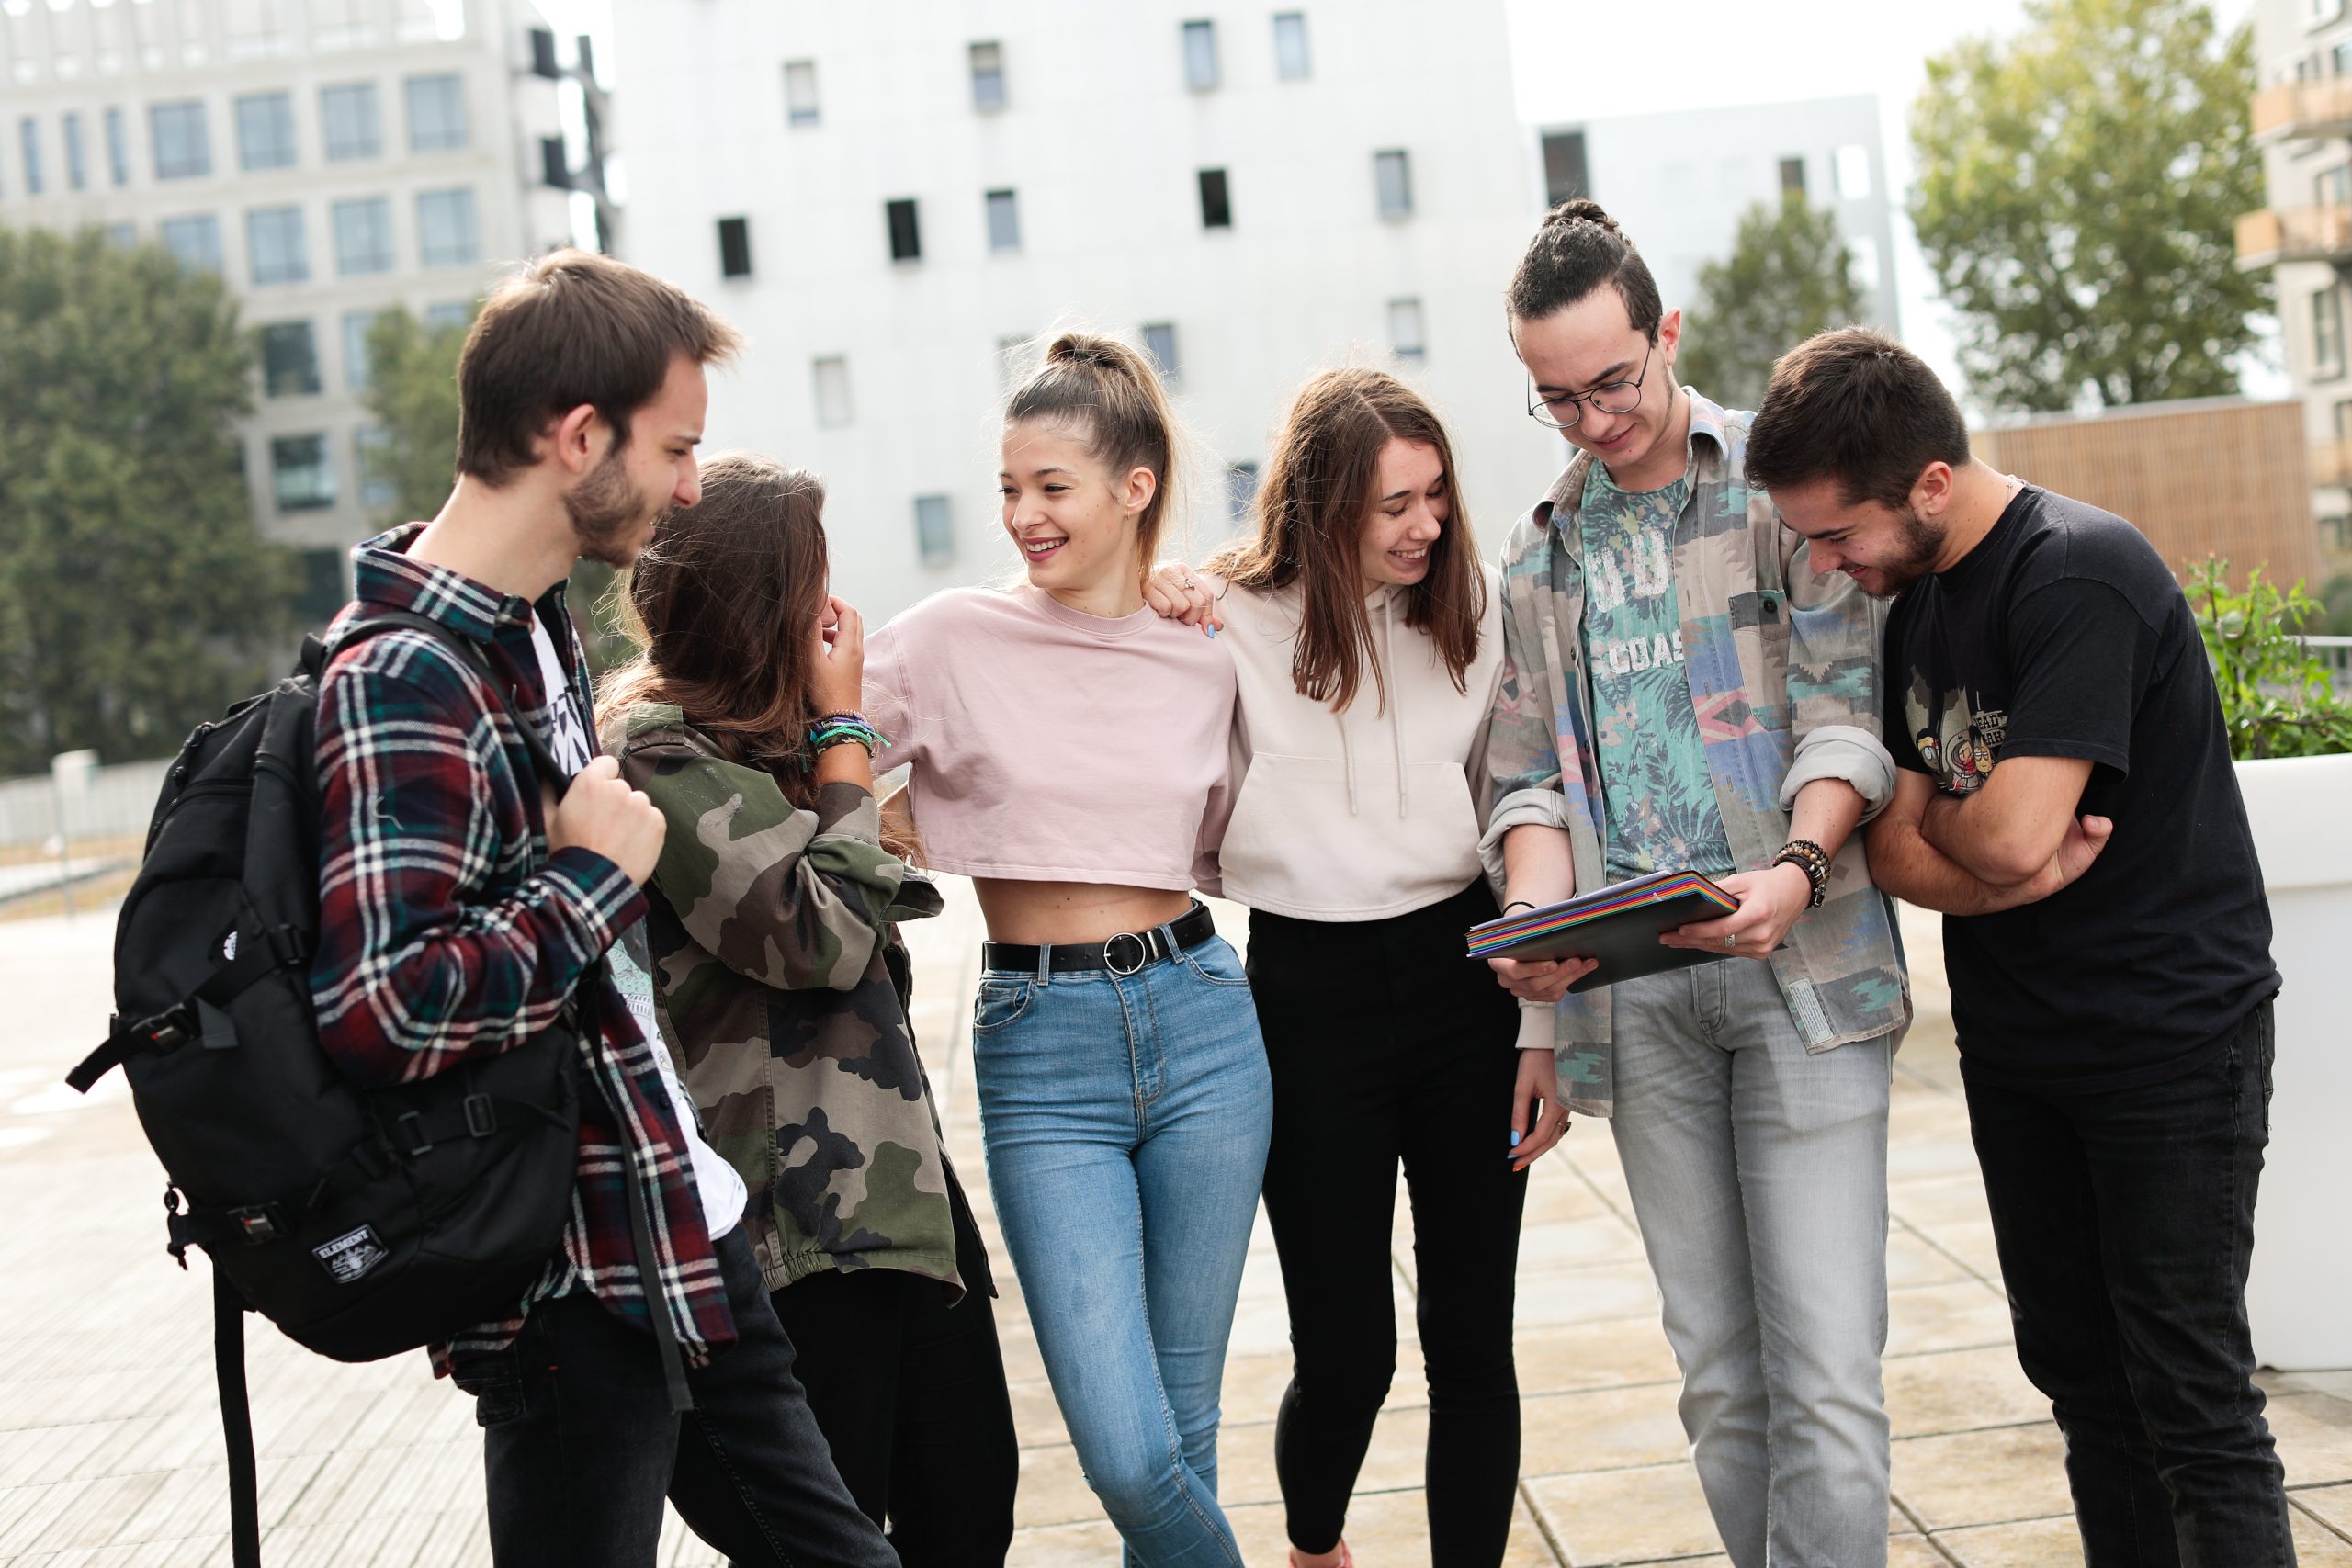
[0,0,588,616]
[611,0,1566,622]
[1533,96,1901,353]
[2244,0,2352,584]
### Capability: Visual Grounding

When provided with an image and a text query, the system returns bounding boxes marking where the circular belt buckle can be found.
[1103,931,1150,976]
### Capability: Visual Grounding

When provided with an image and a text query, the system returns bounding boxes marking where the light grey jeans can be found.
[1606,959,1894,1568]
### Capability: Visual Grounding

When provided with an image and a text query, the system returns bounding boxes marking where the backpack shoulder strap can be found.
[332,611,572,795]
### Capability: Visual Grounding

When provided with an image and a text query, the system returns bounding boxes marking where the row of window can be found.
[154,187,481,285]
[257,303,472,400]
[269,429,396,515]
[3,75,465,197]
[776,13,1312,128]
[713,152,1413,279]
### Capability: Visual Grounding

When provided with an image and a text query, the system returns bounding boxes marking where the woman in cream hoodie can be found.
[1151,369,1561,1568]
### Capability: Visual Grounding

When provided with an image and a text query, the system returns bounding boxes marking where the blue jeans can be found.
[972,931,1272,1568]
[1607,959,1894,1568]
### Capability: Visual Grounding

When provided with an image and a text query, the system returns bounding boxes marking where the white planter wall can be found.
[2237,750,2352,1371]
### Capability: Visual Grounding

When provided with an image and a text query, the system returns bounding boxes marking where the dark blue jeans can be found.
[475,1225,897,1568]
[1963,1001,2293,1568]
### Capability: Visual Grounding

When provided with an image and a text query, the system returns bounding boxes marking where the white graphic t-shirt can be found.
[529,613,745,1239]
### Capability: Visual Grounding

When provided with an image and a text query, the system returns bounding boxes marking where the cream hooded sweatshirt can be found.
[1209,567,1507,922]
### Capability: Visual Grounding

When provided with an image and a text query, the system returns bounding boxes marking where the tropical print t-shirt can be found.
[1578,461,1736,884]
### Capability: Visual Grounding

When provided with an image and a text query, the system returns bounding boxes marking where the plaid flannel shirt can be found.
[1482,392,1911,1116]
[311,525,735,1382]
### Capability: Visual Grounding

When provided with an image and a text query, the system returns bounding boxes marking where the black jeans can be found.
[769,1174,1018,1566]
[1248,882,1528,1568]
[476,1225,896,1568]
[1964,1000,2294,1568]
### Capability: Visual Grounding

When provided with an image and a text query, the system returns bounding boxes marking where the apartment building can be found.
[2243,0,2352,583]
[1533,96,1903,346]
[0,0,600,614]
[611,0,1566,622]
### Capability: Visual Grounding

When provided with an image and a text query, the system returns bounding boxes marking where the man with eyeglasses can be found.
[1479,201,1907,1568]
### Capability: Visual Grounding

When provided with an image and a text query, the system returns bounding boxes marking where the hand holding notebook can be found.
[1467,870,1749,994]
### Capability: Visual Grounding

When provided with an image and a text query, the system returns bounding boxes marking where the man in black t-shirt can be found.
[1745,329,2290,1568]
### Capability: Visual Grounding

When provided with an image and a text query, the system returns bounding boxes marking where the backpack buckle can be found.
[394,1111,433,1156]
[227,1205,285,1245]
[463,1093,497,1137]
[140,1004,198,1051]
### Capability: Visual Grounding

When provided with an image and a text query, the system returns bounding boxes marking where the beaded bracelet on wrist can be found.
[1770,838,1832,908]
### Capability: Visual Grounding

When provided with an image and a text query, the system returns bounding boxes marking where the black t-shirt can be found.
[1883,485,2278,1089]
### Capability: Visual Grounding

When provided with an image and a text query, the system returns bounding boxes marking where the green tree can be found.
[357,301,637,674]
[0,227,295,773]
[1911,0,2269,413]
[1680,193,1867,413]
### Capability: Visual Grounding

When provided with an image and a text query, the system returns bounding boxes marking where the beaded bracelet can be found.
[1770,838,1832,908]
[808,711,887,757]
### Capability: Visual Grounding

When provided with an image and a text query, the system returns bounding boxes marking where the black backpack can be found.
[64,610,670,1567]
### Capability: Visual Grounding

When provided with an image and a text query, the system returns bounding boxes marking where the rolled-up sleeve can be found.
[1782,530,1896,822]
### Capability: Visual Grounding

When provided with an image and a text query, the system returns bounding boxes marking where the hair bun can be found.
[1545,197,1618,235]
[1048,333,1121,368]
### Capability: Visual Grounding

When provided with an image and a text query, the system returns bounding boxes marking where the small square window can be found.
[321,83,381,161]
[105,107,130,185]
[293,547,349,626]
[887,197,922,262]
[356,427,397,509]
[813,355,852,427]
[1388,297,1426,363]
[985,189,1021,253]
[2315,287,2345,378]
[260,321,321,397]
[1198,168,1231,230]
[1779,156,1806,197]
[150,101,211,180]
[332,197,394,276]
[784,60,820,127]
[105,222,138,250]
[344,309,388,390]
[1374,150,1412,220]
[425,301,474,334]
[416,187,480,268]
[18,118,40,196]
[1542,130,1589,206]
[405,73,468,153]
[271,434,335,513]
[246,206,310,286]
[970,41,1006,111]
[1142,322,1180,385]
[718,216,752,277]
[235,92,297,171]
[1182,19,1219,90]
[914,494,955,567]
[62,112,85,190]
[160,214,223,272]
[1273,13,1310,80]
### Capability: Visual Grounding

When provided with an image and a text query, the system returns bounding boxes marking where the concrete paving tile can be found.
[1883,1345,2048,1439]
[1521,1164,1611,1226]
[1892,1423,2072,1531]
[2296,1481,2352,1533]
[1010,1442,1103,1531]
[1220,1404,1429,1506]
[1886,1173,1994,1231]
[1511,1263,1663,1329]
[2274,1393,2352,1487]
[1888,1540,1952,1567]
[1928,1514,2082,1567]
[1524,1461,1723,1564]
[2292,1507,2352,1563]
[2290,1371,2352,1404]
[1511,1316,1681,1399]
[1520,1382,1692,1477]
[1885,1280,2020,1359]
[1227,1489,1561,1566]
[1004,1516,1127,1565]
[1888,1225,1974,1290]
[1514,1213,1649,1272]
[1912,1217,2007,1281]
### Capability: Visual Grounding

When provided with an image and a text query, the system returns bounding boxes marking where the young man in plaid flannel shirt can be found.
[311,250,896,1568]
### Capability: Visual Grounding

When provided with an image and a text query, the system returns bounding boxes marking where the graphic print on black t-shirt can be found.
[1903,674,2006,797]
[1883,485,2277,1090]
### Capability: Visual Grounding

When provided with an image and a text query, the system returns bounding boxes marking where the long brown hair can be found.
[600,453,917,859]
[1207,368,1485,713]
[1003,332,1183,592]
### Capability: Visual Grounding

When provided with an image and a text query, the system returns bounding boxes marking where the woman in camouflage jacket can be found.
[600,454,1017,1564]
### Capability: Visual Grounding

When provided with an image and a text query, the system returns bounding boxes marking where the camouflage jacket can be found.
[1481,391,1911,1115]
[609,704,964,1296]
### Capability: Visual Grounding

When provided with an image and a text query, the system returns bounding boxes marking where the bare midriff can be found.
[972,878,1197,947]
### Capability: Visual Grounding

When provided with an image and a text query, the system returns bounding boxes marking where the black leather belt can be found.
[982,902,1217,977]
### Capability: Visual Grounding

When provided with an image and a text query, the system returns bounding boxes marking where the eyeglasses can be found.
[1525,342,1654,431]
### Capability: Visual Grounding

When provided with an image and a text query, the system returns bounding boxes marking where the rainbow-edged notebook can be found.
[1465,871,1742,994]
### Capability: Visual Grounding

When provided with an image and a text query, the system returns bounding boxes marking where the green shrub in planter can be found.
[2189,558,2352,761]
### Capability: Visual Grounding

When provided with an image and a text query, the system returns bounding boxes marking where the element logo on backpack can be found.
[312,1224,390,1285]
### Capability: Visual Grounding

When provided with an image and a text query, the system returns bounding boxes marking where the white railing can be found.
[2303,636,2352,692]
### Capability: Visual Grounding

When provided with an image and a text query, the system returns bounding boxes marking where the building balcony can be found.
[2253,78,2352,143]
[2236,204,2352,268]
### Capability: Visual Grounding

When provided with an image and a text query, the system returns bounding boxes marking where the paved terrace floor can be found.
[1,889,2347,1567]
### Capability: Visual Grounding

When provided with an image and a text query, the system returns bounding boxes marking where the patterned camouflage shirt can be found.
[1481,390,1911,1115]
[609,704,966,1297]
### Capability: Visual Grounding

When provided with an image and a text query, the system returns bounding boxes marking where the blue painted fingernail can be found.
[1205,624,1217,638]
[1509,1130,1521,1148]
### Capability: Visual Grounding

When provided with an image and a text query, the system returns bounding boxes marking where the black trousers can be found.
[769,1172,1019,1567]
[476,1224,895,1568]
[1248,881,1529,1568]
[1964,1000,2294,1568]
